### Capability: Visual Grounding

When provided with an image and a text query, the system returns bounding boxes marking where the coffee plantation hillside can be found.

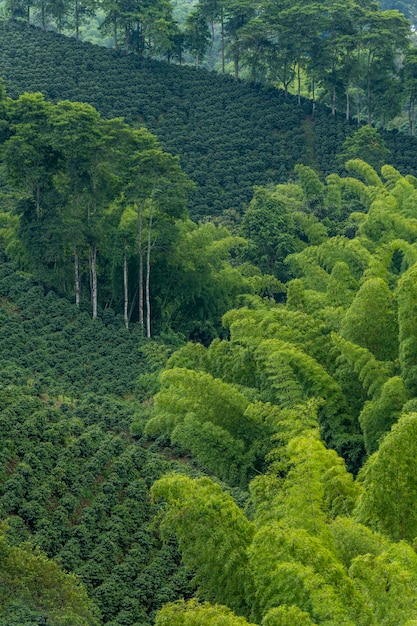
[0,21,417,220]
[3,159,417,623]
[0,257,197,624]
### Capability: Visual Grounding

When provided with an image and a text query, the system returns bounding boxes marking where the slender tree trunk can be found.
[332,85,336,116]
[221,10,225,74]
[409,95,415,136]
[41,4,46,29]
[297,61,301,105]
[36,184,40,220]
[312,76,315,116]
[90,244,98,319]
[114,17,118,50]
[74,244,80,307]
[26,3,30,27]
[209,20,214,70]
[346,77,350,120]
[123,247,129,329]
[75,0,80,40]
[234,47,239,80]
[357,90,361,126]
[367,53,372,125]
[137,204,144,332]
[145,204,154,339]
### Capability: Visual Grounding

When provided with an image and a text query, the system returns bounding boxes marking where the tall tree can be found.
[50,101,106,315]
[183,7,211,68]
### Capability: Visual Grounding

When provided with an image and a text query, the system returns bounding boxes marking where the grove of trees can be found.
[3,0,417,129]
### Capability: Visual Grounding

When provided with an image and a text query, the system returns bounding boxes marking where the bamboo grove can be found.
[145,159,417,625]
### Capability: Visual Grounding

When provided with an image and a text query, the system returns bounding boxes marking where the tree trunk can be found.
[209,20,214,70]
[346,77,350,120]
[75,0,80,40]
[234,48,239,80]
[123,247,129,329]
[367,53,372,125]
[90,244,98,319]
[74,244,80,307]
[114,17,118,50]
[36,184,40,220]
[221,10,225,74]
[145,204,154,339]
[297,61,301,105]
[409,95,415,136]
[332,84,336,116]
[357,90,361,126]
[137,204,144,332]
[312,76,315,116]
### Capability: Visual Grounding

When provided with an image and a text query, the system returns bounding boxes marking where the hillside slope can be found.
[0,21,416,220]
[0,257,194,624]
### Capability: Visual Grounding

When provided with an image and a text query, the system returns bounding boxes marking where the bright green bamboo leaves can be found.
[345,159,383,188]
[155,599,257,625]
[341,277,398,361]
[151,474,255,616]
[349,543,417,626]
[0,525,100,625]
[358,376,407,454]
[295,164,325,209]
[330,517,388,571]
[254,408,360,531]
[355,412,417,541]
[146,367,272,485]
[262,605,317,626]
[248,524,368,626]
[397,263,417,396]
[326,262,358,308]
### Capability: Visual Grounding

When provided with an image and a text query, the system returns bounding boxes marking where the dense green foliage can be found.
[3,0,417,132]
[2,11,417,625]
[0,90,278,340]
[0,259,197,624]
[145,162,417,624]
[0,21,417,223]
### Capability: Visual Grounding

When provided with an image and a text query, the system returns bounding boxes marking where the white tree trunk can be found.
[145,204,154,339]
[74,244,80,307]
[138,204,144,332]
[123,249,129,329]
[90,244,98,319]
[221,10,225,74]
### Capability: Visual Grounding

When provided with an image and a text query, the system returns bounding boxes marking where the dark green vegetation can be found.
[0,90,278,342]
[0,259,194,624]
[3,0,417,134]
[1,10,417,626]
[1,20,417,223]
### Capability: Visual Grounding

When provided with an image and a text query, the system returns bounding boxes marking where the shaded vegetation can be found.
[0,21,416,223]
